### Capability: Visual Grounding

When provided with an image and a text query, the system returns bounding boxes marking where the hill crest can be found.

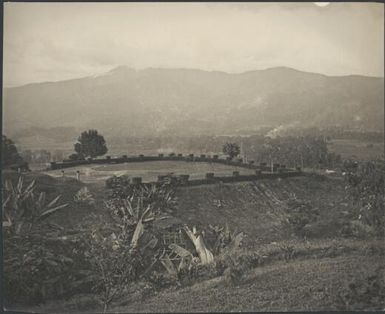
[3,66,384,138]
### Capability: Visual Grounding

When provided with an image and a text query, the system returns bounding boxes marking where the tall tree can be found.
[2,135,24,168]
[74,130,108,158]
[222,142,240,160]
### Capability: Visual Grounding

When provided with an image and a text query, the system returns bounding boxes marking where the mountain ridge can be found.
[3,66,384,139]
[6,66,384,89]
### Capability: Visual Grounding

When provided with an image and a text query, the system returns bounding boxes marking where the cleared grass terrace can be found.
[43,160,257,184]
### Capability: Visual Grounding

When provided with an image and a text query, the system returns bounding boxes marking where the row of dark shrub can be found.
[50,152,301,172]
[105,169,302,189]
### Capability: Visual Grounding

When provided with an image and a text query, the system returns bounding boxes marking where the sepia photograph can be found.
[2,1,384,312]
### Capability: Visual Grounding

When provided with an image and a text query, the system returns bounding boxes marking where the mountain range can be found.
[3,66,384,140]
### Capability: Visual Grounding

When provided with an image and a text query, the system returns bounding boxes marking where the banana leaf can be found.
[16,176,24,194]
[160,254,177,276]
[47,195,62,208]
[131,218,144,248]
[38,203,69,221]
[37,192,46,210]
[169,243,193,259]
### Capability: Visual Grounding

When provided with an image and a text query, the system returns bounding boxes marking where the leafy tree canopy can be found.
[222,142,240,159]
[74,129,108,158]
[2,135,25,168]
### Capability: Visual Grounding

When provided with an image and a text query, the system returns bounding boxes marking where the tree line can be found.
[0,130,349,171]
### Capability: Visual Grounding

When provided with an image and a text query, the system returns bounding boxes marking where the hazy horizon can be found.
[4,2,384,87]
[4,64,385,89]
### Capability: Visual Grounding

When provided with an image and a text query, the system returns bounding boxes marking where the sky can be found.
[3,2,384,87]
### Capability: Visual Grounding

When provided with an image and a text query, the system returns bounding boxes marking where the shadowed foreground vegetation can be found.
[2,160,384,313]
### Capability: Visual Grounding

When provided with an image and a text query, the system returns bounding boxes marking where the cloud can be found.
[3,2,384,87]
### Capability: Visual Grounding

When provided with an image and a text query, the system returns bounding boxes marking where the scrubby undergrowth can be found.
[21,239,384,313]
[3,170,384,312]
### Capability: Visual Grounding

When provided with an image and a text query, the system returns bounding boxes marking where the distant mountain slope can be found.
[3,66,384,138]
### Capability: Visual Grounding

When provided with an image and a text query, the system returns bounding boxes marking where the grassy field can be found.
[43,160,256,184]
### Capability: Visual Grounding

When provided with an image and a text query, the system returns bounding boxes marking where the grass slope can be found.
[175,174,349,244]
[111,255,383,313]
[2,170,352,238]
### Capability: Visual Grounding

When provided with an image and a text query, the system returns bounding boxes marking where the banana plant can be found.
[160,254,178,277]
[106,185,175,250]
[209,222,244,255]
[184,225,215,265]
[130,206,154,249]
[73,186,95,206]
[2,176,68,234]
[139,183,177,214]
[161,225,215,276]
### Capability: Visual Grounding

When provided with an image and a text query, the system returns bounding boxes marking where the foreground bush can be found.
[85,226,158,312]
[73,187,95,206]
[2,176,68,235]
[269,194,320,238]
[105,183,177,220]
[2,176,89,305]
[105,174,130,190]
[344,161,384,237]
[3,230,92,305]
[284,197,320,236]
[336,266,385,310]
[84,182,177,312]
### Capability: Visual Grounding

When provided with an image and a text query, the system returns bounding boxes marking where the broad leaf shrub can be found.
[105,175,130,190]
[3,230,93,305]
[106,182,177,216]
[2,176,68,234]
[285,198,320,236]
[158,224,246,286]
[2,176,78,305]
[335,266,385,310]
[83,182,174,312]
[85,226,145,312]
[269,195,320,238]
[73,187,95,206]
[342,161,384,238]
[85,226,160,312]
